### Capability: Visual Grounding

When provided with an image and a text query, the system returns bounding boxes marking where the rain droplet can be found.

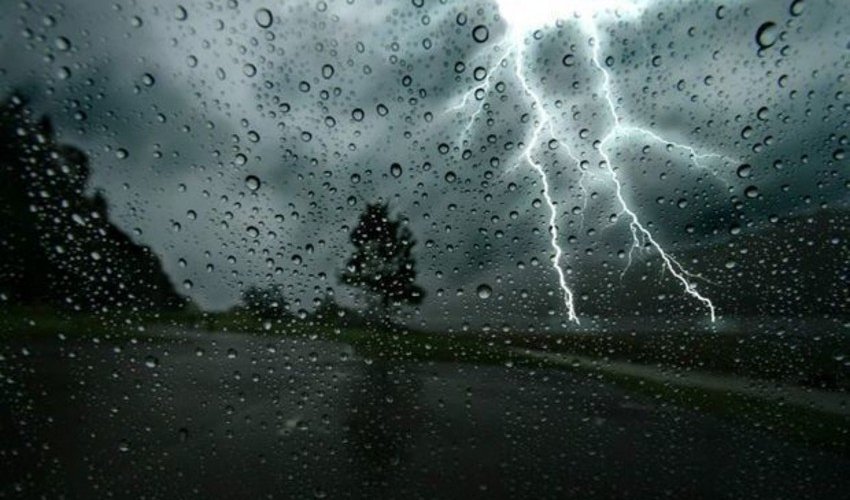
[245,175,261,191]
[255,8,273,28]
[472,25,489,43]
[476,284,492,299]
[390,163,402,178]
[755,22,778,49]
[55,36,71,51]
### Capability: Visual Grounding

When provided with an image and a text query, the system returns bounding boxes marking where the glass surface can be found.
[1,0,848,497]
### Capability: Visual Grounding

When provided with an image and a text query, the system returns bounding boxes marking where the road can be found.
[2,328,849,499]
[516,349,850,415]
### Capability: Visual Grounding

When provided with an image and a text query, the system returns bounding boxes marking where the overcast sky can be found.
[1,0,846,330]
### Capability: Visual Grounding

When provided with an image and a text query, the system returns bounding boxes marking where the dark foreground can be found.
[2,328,849,499]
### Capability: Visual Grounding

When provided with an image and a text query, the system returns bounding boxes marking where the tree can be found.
[340,203,424,322]
[0,92,184,312]
[308,292,366,327]
[241,285,289,318]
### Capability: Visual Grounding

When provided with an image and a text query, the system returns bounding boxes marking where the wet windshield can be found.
[1,0,848,497]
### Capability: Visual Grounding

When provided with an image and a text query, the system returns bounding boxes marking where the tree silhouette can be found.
[340,203,424,321]
[0,93,184,312]
[240,285,289,318]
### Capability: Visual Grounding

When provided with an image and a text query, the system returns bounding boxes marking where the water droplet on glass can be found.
[245,175,261,191]
[477,284,492,299]
[255,8,273,28]
[472,25,489,43]
[55,36,71,51]
[755,22,778,49]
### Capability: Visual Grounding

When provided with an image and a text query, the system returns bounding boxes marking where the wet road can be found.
[2,329,849,499]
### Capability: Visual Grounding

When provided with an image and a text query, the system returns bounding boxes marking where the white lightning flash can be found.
[447,0,728,323]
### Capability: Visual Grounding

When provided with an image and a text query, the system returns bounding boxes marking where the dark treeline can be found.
[0,93,184,313]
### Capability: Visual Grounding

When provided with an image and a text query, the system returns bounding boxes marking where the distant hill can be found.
[572,208,849,319]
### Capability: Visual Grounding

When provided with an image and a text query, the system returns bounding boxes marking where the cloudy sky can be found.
[1,0,846,330]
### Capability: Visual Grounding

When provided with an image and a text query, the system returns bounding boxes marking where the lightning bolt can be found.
[446,51,511,141]
[514,43,582,324]
[446,40,582,323]
[589,23,718,322]
[446,5,730,324]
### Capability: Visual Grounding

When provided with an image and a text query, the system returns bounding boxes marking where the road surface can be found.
[2,328,849,498]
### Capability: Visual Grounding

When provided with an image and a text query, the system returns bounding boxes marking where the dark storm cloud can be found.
[0,0,845,327]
